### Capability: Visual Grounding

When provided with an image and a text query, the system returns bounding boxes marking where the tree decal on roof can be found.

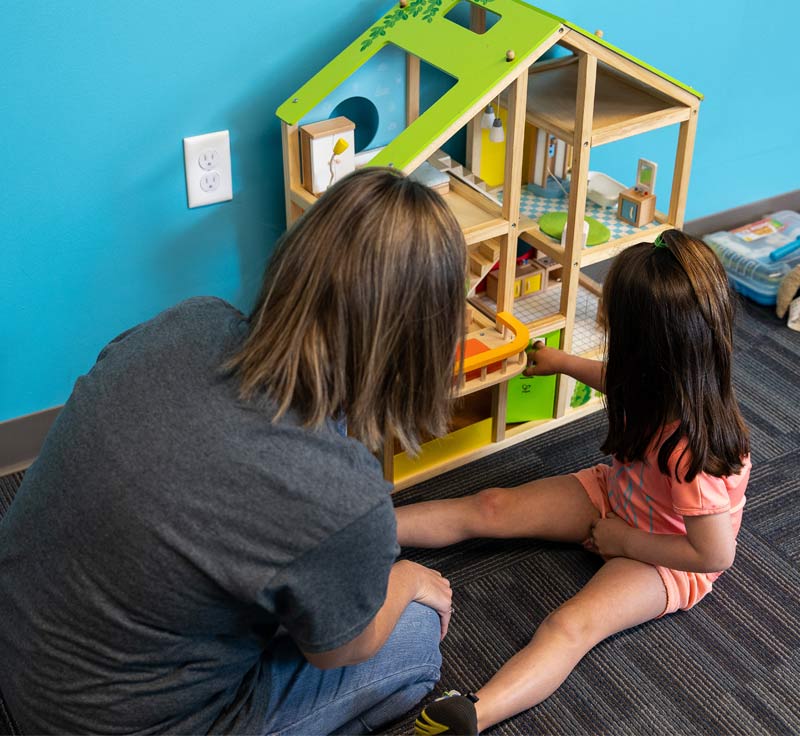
[360,0,496,51]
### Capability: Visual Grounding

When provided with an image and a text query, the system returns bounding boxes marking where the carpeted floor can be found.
[1,298,798,735]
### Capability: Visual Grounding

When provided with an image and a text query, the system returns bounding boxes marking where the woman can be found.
[0,168,467,734]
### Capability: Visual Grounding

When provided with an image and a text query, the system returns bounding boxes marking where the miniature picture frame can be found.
[635,158,657,195]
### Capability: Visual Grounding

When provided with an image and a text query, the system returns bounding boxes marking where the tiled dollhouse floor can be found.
[500,186,658,241]
[473,284,605,356]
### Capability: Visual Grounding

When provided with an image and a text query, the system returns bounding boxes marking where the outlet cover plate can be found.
[183,130,232,208]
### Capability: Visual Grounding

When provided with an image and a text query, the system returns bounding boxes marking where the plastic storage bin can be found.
[703,210,800,305]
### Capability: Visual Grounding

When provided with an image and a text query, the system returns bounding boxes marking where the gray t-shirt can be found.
[0,297,399,734]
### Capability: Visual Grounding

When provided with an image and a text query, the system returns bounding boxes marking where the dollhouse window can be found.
[444,1,501,34]
[330,96,379,152]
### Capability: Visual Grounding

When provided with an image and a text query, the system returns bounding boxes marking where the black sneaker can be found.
[415,690,478,736]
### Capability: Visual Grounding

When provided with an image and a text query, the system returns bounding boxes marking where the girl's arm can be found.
[589,511,737,573]
[524,343,605,393]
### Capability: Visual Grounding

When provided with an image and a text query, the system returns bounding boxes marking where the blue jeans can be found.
[260,602,441,735]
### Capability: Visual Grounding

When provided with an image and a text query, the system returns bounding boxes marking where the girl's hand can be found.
[584,513,629,559]
[524,342,566,377]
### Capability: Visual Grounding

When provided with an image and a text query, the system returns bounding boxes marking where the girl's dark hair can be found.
[600,229,749,481]
[226,167,466,455]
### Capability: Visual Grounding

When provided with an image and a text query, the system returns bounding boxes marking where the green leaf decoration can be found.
[359,0,477,53]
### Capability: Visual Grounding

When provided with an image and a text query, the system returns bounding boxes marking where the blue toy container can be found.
[703,210,800,305]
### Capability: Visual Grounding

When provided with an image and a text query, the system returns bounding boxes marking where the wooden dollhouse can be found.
[276,0,702,490]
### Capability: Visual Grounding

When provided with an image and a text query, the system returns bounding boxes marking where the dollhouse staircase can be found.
[429,151,501,201]
[467,238,501,296]
[428,150,502,296]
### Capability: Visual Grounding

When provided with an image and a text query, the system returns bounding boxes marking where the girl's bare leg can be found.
[473,557,667,732]
[396,474,598,548]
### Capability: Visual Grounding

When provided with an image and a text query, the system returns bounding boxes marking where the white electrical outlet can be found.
[183,130,232,208]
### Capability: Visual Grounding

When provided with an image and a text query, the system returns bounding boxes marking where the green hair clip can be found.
[654,233,667,249]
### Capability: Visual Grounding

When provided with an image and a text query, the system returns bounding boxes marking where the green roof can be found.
[561,19,703,100]
[277,0,702,172]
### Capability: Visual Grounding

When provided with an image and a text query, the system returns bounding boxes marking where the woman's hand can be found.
[395,560,453,639]
[524,341,567,377]
[583,513,630,559]
[303,561,452,669]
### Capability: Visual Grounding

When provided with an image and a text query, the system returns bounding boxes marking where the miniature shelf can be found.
[527,57,692,147]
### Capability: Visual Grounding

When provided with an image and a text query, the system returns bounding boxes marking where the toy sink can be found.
[586,171,626,209]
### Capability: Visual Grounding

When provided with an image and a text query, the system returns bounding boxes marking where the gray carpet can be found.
[1,299,798,735]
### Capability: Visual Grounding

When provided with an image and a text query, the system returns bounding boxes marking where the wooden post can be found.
[498,72,528,314]
[668,107,699,229]
[555,52,596,417]
[492,383,507,442]
[494,71,528,439]
[406,53,420,126]
[280,122,304,227]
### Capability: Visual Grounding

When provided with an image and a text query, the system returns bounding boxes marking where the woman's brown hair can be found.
[601,229,749,481]
[227,167,467,455]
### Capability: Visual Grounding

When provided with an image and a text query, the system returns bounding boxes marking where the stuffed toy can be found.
[776,264,800,319]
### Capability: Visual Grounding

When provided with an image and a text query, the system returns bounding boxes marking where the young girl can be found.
[401,230,751,735]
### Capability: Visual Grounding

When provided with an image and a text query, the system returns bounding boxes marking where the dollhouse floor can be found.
[472,284,604,357]
[500,186,659,241]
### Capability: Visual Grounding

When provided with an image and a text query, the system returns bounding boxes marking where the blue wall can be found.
[1,0,798,422]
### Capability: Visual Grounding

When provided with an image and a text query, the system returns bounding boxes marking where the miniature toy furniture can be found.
[635,158,658,195]
[300,116,355,195]
[486,259,544,301]
[527,129,571,197]
[409,161,450,195]
[617,188,656,227]
[276,0,702,490]
[586,171,626,209]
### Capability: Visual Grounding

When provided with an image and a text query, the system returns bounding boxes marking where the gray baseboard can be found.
[2,190,799,476]
[0,406,61,475]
